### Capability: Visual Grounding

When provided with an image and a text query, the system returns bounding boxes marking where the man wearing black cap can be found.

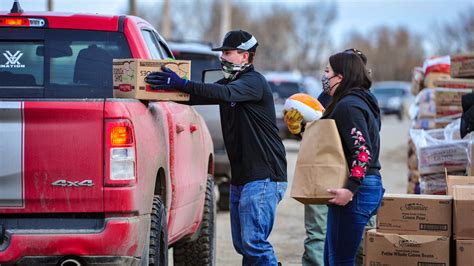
[145,30,287,265]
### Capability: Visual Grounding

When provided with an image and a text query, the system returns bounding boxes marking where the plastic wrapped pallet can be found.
[433,77,474,89]
[420,171,465,195]
[412,88,471,119]
[411,117,458,130]
[411,66,424,95]
[422,55,451,88]
[451,53,474,78]
[410,120,469,175]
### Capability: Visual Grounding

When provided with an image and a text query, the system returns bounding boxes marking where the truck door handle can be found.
[190,124,198,133]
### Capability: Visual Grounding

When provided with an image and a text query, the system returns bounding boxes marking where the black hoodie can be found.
[326,88,381,194]
[181,65,287,186]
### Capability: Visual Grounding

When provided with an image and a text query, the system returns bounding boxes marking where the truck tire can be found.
[173,176,216,265]
[149,196,168,266]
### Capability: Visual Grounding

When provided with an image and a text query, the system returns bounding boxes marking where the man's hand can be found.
[145,66,187,90]
[327,188,354,206]
[284,108,304,135]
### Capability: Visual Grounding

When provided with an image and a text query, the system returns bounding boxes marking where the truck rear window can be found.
[0,28,131,98]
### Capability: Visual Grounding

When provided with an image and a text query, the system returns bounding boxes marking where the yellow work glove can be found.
[283,108,304,135]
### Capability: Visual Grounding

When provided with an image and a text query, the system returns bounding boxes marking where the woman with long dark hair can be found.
[321,50,384,265]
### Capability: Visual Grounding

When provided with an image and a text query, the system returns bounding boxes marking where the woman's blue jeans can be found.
[230,178,287,266]
[324,175,384,266]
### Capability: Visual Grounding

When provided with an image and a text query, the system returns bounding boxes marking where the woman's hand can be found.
[283,108,304,135]
[327,188,354,206]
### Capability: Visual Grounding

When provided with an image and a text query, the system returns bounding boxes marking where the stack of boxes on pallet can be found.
[364,179,474,265]
[447,174,474,265]
[407,53,474,195]
[364,194,452,265]
[399,52,474,265]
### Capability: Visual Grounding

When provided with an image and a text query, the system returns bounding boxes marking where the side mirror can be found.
[202,69,224,83]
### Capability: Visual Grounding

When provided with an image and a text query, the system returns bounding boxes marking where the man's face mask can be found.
[321,74,339,95]
[220,58,250,81]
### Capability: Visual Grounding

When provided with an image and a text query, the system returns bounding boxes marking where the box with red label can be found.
[112,59,190,101]
[451,53,474,78]
[433,77,474,89]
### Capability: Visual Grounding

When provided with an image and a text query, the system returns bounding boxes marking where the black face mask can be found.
[321,74,339,94]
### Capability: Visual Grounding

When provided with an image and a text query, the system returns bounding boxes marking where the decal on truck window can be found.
[1,50,25,68]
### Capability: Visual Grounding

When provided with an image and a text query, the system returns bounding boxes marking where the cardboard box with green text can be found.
[364,229,450,266]
[377,194,452,237]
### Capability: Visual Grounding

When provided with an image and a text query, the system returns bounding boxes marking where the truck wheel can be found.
[148,196,168,266]
[173,176,216,265]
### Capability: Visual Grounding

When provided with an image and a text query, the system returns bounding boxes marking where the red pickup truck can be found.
[0,3,215,266]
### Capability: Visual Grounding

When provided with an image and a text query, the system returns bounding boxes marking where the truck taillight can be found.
[105,119,136,186]
[0,17,46,27]
[110,126,133,146]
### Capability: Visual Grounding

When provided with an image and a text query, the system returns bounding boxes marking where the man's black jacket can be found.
[181,66,287,186]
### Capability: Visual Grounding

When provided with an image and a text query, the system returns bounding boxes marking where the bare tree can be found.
[344,27,425,81]
[433,5,474,54]
[204,0,251,44]
[292,2,337,72]
[47,0,53,11]
[136,1,337,73]
[248,5,295,70]
[129,0,137,16]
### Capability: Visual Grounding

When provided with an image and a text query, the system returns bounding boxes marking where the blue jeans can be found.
[230,178,287,266]
[324,175,384,266]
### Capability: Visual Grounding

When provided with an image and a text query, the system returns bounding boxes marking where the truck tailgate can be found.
[0,100,105,213]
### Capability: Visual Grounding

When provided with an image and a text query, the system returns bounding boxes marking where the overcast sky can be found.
[2,0,471,55]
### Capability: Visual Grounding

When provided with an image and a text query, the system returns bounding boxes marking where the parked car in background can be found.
[303,75,323,99]
[264,71,306,139]
[168,41,232,210]
[371,81,413,120]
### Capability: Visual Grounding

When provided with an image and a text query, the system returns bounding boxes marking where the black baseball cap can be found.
[212,30,258,52]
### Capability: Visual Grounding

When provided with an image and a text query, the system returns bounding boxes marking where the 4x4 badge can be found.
[51,180,94,187]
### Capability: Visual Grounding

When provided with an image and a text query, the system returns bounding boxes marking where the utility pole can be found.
[47,0,53,11]
[129,0,136,16]
[161,0,172,39]
[220,0,231,41]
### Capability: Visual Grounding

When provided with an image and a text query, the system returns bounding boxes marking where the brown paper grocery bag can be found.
[290,119,348,204]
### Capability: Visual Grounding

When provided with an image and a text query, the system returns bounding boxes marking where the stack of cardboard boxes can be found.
[447,174,474,265]
[410,127,469,195]
[370,174,474,264]
[407,53,474,194]
[365,194,452,265]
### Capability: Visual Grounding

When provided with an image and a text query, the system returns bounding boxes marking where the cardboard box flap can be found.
[446,172,474,195]
[383,193,452,200]
[371,230,448,244]
[453,185,474,200]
